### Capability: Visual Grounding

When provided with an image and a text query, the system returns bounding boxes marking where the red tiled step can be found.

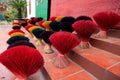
[89,37,120,56]
[36,45,98,80]
[109,63,120,77]
[107,29,120,38]
[68,46,120,80]
[91,35,120,46]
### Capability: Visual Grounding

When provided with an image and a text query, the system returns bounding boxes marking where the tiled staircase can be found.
[68,29,120,80]
[30,29,120,80]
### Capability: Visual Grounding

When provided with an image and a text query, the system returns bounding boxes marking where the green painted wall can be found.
[36,0,48,20]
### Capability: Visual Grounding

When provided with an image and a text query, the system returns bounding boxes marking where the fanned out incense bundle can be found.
[60,16,75,23]
[7,36,29,45]
[12,26,21,30]
[0,46,44,80]
[75,15,93,21]
[93,11,120,38]
[8,30,25,36]
[49,21,60,31]
[24,25,32,31]
[55,16,64,22]
[72,20,97,48]
[32,28,45,46]
[8,29,25,38]
[12,20,21,30]
[49,16,57,21]
[33,17,43,22]
[39,31,54,53]
[28,20,36,25]
[58,22,74,32]
[37,17,43,22]
[49,31,80,68]
[7,40,36,49]
[38,20,45,29]
[30,17,35,20]
[42,21,52,31]
[19,20,28,28]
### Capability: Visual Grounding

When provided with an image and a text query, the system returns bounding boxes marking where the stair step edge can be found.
[68,46,120,80]
[36,45,98,80]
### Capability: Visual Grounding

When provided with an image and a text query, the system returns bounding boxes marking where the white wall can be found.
[26,0,36,19]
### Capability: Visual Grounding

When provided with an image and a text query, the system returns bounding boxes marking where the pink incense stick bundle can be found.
[93,11,120,38]
[0,46,44,80]
[72,20,97,49]
[49,31,80,68]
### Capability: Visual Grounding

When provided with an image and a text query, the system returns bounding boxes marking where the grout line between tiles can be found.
[106,62,120,70]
